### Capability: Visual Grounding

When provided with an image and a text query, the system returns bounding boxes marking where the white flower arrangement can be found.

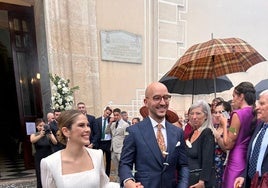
[49,73,79,111]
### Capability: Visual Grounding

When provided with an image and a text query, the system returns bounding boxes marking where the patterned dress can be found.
[214,135,227,188]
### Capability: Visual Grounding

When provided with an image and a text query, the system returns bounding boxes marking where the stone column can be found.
[43,0,101,113]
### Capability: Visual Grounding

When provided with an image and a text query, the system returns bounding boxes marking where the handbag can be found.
[189,169,202,186]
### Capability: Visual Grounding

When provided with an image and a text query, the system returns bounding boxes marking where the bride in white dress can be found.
[40,109,119,188]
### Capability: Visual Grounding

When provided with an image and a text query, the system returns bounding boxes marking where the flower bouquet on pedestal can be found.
[49,73,79,111]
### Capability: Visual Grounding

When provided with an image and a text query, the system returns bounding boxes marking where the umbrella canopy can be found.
[255,79,268,99]
[167,37,266,80]
[159,75,233,95]
[159,74,233,103]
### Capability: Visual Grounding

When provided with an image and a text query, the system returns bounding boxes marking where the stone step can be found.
[0,177,36,188]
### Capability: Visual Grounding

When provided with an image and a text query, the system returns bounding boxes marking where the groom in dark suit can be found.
[235,89,268,188]
[119,82,189,188]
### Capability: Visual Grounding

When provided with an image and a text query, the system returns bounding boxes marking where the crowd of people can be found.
[30,81,268,188]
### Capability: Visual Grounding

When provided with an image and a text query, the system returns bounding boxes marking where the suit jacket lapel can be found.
[248,122,266,159]
[165,122,177,159]
[261,122,268,158]
[139,118,163,165]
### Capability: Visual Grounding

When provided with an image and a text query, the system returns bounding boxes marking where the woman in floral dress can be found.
[213,101,232,188]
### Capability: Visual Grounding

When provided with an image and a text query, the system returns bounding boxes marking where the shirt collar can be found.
[149,116,166,128]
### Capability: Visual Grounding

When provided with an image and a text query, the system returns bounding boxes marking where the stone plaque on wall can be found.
[100,30,142,64]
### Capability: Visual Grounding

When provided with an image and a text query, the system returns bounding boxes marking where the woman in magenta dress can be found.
[217,82,257,188]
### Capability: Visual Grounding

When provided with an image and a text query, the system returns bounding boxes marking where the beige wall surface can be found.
[95,0,190,118]
[96,0,149,118]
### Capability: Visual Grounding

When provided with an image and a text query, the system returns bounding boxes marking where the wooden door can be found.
[1,2,43,169]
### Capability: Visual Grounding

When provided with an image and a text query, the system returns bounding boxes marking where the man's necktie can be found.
[157,124,166,157]
[248,124,268,178]
[101,118,106,140]
[115,121,119,129]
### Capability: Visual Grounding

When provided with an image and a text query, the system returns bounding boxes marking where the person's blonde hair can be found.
[56,109,84,145]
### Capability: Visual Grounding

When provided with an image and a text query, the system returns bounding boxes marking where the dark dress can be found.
[33,133,53,188]
[186,128,216,187]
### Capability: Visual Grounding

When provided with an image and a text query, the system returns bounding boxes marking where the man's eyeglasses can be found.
[148,95,172,102]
